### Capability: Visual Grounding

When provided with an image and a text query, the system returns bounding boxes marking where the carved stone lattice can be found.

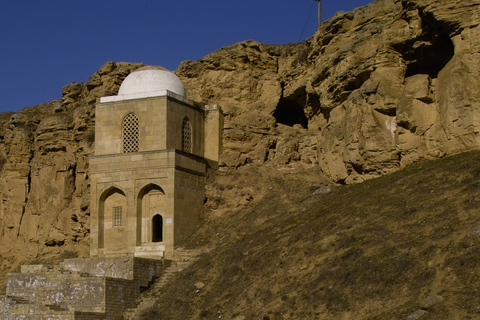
[182,118,191,153]
[123,113,139,153]
[113,206,122,226]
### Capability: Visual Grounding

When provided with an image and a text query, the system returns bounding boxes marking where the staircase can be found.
[123,248,208,320]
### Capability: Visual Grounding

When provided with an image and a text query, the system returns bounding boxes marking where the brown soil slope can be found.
[141,150,480,319]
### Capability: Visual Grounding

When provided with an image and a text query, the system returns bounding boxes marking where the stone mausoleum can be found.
[0,66,223,319]
[89,66,223,259]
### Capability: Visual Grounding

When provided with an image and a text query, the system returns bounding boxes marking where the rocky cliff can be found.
[0,0,478,290]
[177,0,480,183]
[0,62,143,287]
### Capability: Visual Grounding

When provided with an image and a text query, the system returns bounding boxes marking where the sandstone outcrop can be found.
[0,62,143,289]
[0,0,479,291]
[177,0,480,184]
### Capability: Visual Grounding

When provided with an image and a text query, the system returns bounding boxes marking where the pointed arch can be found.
[123,112,139,153]
[136,184,166,245]
[98,186,127,249]
[182,117,192,153]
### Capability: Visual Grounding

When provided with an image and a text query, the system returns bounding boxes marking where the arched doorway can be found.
[152,214,163,242]
[137,184,165,245]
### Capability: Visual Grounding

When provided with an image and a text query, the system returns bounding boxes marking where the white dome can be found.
[118,66,186,97]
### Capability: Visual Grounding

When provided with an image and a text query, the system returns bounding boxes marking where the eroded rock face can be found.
[176,0,480,183]
[0,0,479,288]
[0,62,142,283]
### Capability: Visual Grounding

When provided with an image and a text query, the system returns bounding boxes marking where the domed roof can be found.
[118,66,186,97]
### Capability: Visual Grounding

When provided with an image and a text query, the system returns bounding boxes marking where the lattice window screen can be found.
[113,206,122,226]
[182,118,192,153]
[123,113,139,153]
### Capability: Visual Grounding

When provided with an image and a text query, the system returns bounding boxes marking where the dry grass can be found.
[141,150,480,319]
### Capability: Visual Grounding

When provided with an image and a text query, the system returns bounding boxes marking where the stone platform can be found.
[0,257,168,320]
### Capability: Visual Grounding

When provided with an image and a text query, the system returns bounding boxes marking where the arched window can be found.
[123,113,139,153]
[182,117,192,153]
[152,214,163,242]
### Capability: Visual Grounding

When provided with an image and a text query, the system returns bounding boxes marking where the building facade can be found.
[89,66,223,259]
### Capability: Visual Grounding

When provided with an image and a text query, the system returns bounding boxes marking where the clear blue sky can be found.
[0,0,372,113]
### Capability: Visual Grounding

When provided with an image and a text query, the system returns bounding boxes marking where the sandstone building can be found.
[0,66,223,319]
[90,66,223,259]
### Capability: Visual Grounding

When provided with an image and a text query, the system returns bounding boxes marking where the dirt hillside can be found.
[141,150,480,319]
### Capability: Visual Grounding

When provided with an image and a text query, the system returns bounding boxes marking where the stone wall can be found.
[7,273,107,312]
[0,297,13,319]
[204,105,224,163]
[89,149,207,257]
[0,257,167,319]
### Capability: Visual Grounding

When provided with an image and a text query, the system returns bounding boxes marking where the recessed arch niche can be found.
[137,184,165,245]
[98,187,127,250]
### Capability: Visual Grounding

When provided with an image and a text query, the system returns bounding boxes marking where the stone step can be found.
[123,248,208,320]
[7,296,31,305]
[11,301,75,318]
[45,303,68,311]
